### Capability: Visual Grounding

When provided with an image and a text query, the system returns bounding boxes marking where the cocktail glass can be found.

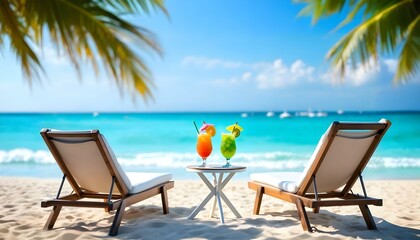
[196,133,212,167]
[220,133,236,168]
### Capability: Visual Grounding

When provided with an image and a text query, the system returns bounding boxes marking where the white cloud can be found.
[32,45,69,66]
[291,60,315,79]
[43,47,70,66]
[321,57,380,86]
[383,58,398,73]
[184,55,404,89]
[254,59,315,89]
[191,57,316,88]
[242,72,252,81]
[383,58,420,83]
[182,56,245,69]
[206,58,315,88]
[213,72,252,85]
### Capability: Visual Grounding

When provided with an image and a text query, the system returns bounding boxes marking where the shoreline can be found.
[2,167,420,182]
[1,163,420,180]
[0,177,419,239]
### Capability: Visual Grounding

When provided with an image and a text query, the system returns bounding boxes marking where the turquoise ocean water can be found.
[0,112,419,180]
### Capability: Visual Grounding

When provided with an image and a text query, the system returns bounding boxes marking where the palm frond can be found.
[335,0,366,30]
[297,0,419,83]
[295,0,349,24]
[101,0,168,16]
[21,0,166,100]
[326,0,418,81]
[0,0,44,84]
[0,0,166,99]
[396,15,420,81]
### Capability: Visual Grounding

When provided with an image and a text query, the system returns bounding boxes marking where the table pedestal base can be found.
[187,172,242,224]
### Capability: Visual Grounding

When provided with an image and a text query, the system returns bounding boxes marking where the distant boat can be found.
[308,111,315,118]
[316,111,327,117]
[296,109,315,117]
[296,111,307,117]
[92,112,99,117]
[337,109,344,115]
[279,111,291,119]
[266,111,275,117]
[241,113,248,118]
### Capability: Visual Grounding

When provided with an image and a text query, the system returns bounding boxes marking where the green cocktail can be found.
[220,133,236,167]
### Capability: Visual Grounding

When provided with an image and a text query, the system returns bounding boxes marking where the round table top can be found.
[186,164,247,173]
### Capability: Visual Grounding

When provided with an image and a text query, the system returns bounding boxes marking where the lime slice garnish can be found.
[232,128,240,137]
[226,124,243,131]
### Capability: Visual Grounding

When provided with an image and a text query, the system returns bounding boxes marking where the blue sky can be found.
[0,0,419,112]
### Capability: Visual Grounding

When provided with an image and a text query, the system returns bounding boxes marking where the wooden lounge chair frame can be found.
[248,120,391,232]
[40,129,174,236]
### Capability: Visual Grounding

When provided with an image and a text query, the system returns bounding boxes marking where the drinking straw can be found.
[193,121,200,134]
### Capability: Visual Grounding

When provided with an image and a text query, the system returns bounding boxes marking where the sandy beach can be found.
[0,177,419,239]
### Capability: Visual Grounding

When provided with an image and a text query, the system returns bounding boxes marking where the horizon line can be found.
[1,110,420,114]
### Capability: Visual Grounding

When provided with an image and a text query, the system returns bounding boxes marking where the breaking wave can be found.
[1,148,419,170]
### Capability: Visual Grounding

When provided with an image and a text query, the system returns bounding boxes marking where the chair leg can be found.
[103,199,110,213]
[43,206,62,230]
[312,207,320,213]
[109,200,127,236]
[161,186,169,214]
[253,186,264,215]
[359,205,377,230]
[296,199,311,232]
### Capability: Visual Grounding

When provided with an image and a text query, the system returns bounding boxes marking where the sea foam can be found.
[1,148,419,170]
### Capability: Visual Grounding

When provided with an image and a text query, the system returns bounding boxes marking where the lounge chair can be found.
[40,129,174,236]
[248,119,391,232]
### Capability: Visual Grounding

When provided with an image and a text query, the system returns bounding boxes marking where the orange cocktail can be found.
[196,133,212,166]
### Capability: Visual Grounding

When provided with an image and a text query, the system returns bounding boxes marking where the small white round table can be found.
[186,164,247,224]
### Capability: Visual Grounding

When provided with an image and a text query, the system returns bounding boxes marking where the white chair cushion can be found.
[126,172,172,194]
[250,119,384,194]
[101,135,133,192]
[250,172,302,193]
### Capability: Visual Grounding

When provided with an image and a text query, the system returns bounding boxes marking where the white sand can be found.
[0,177,419,239]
